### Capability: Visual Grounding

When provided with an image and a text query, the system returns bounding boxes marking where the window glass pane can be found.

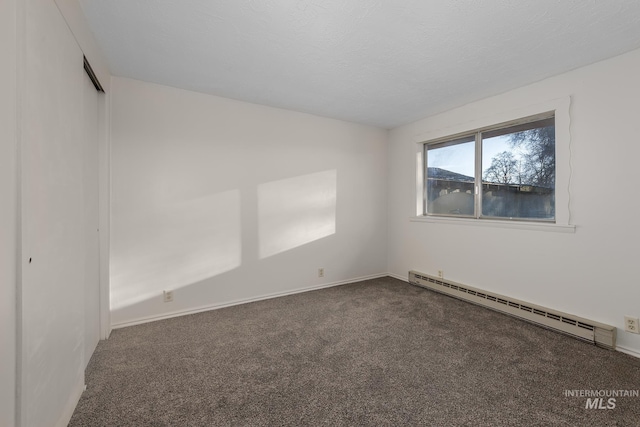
[426,138,475,216]
[481,121,555,220]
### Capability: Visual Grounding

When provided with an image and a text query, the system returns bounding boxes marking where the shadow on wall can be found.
[110,170,337,315]
[110,189,242,311]
[258,170,337,259]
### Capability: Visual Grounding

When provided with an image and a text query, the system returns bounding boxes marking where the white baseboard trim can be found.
[388,272,408,282]
[112,272,390,329]
[616,345,640,359]
[55,377,84,427]
[110,272,640,359]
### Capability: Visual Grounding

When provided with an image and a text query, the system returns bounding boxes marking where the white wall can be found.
[55,0,112,340]
[13,0,110,426]
[387,47,640,356]
[110,77,388,326]
[21,0,86,424]
[0,0,18,425]
[82,71,101,368]
[54,0,110,93]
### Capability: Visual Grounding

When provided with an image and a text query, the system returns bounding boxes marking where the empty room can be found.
[3,1,640,426]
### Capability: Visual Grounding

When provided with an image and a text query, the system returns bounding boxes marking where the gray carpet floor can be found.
[70,277,640,426]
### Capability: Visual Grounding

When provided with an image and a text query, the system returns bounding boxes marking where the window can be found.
[423,113,555,222]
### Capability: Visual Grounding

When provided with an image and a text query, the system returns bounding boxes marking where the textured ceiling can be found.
[79,0,640,128]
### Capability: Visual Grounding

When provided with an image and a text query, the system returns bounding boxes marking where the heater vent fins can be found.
[409,271,615,350]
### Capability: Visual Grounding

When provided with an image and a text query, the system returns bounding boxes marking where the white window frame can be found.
[412,97,575,233]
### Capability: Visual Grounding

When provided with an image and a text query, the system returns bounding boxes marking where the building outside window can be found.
[424,113,555,222]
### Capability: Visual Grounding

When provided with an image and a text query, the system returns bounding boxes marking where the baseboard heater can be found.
[408,270,616,350]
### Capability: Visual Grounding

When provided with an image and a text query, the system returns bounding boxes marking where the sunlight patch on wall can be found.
[258,170,337,259]
[111,189,241,310]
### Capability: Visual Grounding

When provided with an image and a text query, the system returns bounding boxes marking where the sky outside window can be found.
[427,136,521,179]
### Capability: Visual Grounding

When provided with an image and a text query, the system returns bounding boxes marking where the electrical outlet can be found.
[438,270,443,278]
[318,268,324,278]
[624,316,639,334]
[163,290,174,303]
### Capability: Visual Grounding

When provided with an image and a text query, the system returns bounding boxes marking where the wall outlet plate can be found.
[163,290,174,303]
[624,316,639,334]
[318,268,324,278]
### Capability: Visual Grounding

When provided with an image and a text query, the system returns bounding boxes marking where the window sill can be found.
[410,215,576,233]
